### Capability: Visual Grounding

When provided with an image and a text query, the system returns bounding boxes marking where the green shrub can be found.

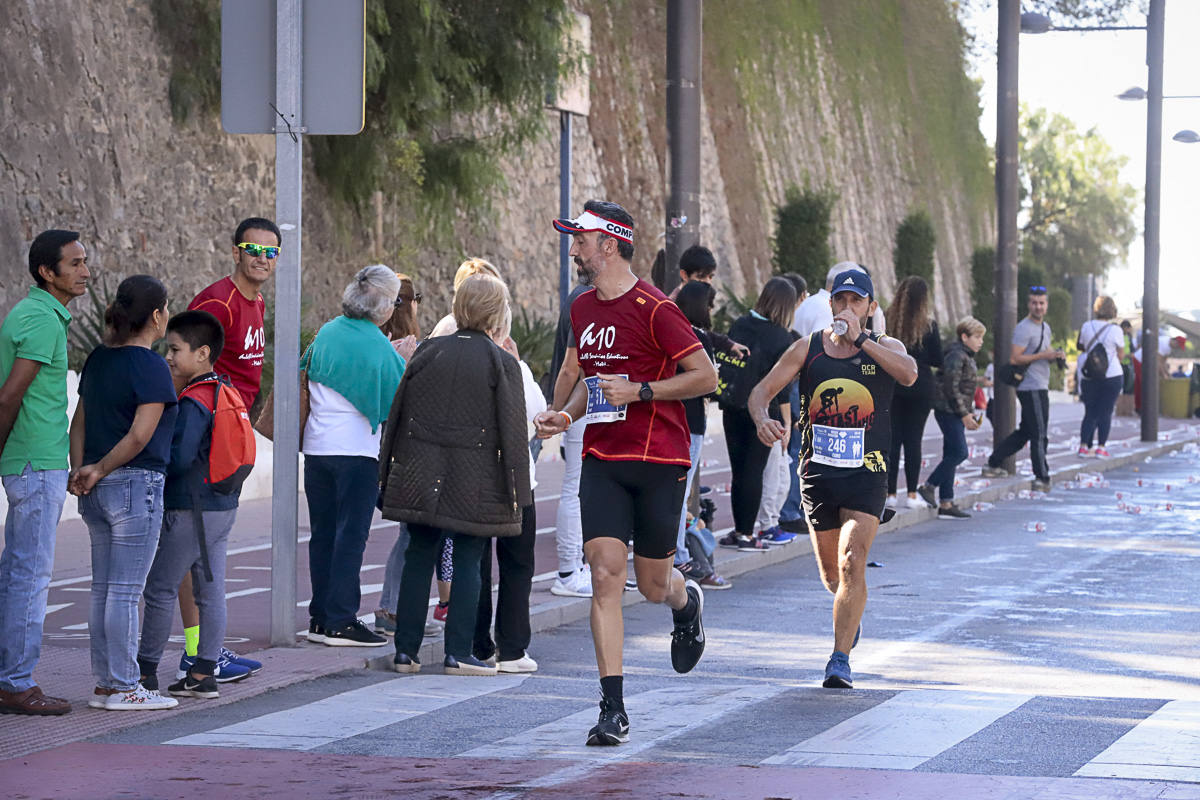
[772,185,837,292]
[893,210,936,288]
[510,307,555,382]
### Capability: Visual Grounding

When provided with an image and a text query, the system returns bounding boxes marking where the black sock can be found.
[673,592,698,623]
[559,571,573,579]
[600,675,624,707]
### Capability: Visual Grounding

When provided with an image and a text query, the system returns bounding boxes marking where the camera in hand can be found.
[1055,356,1067,370]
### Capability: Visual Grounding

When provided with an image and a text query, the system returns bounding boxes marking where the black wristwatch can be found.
[854,331,870,348]
[639,381,654,402]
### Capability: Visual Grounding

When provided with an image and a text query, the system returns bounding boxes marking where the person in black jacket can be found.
[919,317,985,519]
[714,277,797,551]
[380,274,532,677]
[884,277,943,509]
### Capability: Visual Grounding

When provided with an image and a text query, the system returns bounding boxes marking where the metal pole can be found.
[664,0,701,296]
[271,0,302,646]
[993,0,1019,470]
[1141,0,1164,442]
[559,110,572,309]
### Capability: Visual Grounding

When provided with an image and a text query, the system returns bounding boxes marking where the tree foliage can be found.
[772,185,838,292]
[893,210,937,288]
[1018,105,1137,283]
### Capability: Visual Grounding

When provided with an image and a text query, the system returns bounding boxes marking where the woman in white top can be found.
[1076,295,1125,458]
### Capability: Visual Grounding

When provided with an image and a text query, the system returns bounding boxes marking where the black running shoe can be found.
[168,672,219,699]
[670,580,705,674]
[586,696,630,746]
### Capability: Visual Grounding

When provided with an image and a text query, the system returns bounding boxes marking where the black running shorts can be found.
[579,457,688,560]
[801,473,888,532]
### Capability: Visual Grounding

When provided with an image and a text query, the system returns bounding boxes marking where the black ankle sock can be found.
[673,592,698,623]
[600,675,624,706]
[558,571,573,579]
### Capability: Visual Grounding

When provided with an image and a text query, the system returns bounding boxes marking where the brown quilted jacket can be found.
[378,330,532,537]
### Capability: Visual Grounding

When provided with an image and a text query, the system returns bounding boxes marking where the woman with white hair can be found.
[302,265,405,647]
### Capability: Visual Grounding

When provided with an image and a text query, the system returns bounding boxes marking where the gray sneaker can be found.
[981,465,1010,479]
[937,503,971,520]
[916,484,937,508]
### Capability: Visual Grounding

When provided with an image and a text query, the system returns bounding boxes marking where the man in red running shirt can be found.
[170,217,280,683]
[535,200,717,747]
[188,217,280,412]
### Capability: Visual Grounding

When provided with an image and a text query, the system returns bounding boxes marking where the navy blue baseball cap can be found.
[831,268,874,300]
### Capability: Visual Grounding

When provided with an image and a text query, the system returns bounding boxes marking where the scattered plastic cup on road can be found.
[970,479,991,490]
[1025,521,1047,532]
[972,502,994,512]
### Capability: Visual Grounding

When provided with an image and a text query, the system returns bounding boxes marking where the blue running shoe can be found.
[176,651,251,683]
[220,647,262,675]
[760,527,798,546]
[853,623,862,650]
[176,653,195,680]
[822,651,853,688]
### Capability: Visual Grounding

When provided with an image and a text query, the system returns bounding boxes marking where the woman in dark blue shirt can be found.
[70,275,179,711]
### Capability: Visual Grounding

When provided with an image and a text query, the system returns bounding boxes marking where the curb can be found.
[366,431,1198,673]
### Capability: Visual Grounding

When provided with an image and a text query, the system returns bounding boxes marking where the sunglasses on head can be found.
[395,292,422,307]
[1029,285,1047,294]
[237,242,280,259]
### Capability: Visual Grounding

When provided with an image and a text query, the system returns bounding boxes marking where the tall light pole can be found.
[664,0,702,297]
[993,0,1020,470]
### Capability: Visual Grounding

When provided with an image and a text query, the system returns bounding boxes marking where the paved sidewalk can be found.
[1,404,1195,759]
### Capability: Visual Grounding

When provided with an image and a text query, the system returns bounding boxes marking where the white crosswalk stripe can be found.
[1074,699,1200,782]
[761,689,1033,769]
[165,674,529,751]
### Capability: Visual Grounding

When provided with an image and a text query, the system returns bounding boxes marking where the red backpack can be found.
[179,375,256,495]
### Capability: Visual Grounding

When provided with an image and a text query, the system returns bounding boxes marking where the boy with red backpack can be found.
[135,311,255,699]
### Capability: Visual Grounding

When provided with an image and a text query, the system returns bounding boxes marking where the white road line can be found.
[761,689,1032,769]
[474,683,787,799]
[233,566,272,571]
[42,603,71,617]
[166,674,529,751]
[61,622,88,630]
[1074,699,1200,782]
[225,587,271,600]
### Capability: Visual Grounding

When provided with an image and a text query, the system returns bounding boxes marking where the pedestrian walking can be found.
[382,274,531,677]
[983,286,1064,491]
[885,276,943,510]
[534,200,714,746]
[776,273,808,535]
[302,266,405,648]
[918,317,985,519]
[1076,296,1125,458]
[0,230,89,716]
[71,274,180,711]
[714,277,797,551]
[749,268,917,689]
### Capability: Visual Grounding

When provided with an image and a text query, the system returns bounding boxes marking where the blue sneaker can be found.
[853,622,861,650]
[760,527,798,546]
[176,652,252,683]
[823,651,853,688]
[220,647,262,675]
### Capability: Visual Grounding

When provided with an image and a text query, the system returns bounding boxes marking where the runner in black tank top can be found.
[744,268,917,690]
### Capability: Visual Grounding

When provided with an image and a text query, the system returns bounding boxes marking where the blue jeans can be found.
[674,433,705,566]
[1079,375,1124,447]
[0,465,68,692]
[780,382,804,525]
[81,468,165,691]
[380,523,411,615]
[304,455,379,630]
[927,411,968,502]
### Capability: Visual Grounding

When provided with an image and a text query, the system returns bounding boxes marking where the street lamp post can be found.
[993,0,1020,470]
[1018,3,1165,443]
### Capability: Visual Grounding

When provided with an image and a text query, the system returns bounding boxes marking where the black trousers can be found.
[887,392,933,495]
[723,408,772,535]
[989,389,1050,481]
[473,496,536,662]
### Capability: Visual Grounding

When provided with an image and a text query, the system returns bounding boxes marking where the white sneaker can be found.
[497,652,539,673]
[550,567,593,598]
[905,495,927,509]
[105,684,179,711]
[884,495,898,508]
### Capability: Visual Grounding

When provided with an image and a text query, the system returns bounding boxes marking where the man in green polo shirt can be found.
[0,229,89,716]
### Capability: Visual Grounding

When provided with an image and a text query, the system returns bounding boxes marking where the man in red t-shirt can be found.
[188,217,280,411]
[169,216,280,684]
[535,200,717,747]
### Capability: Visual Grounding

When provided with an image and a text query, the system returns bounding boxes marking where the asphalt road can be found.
[38,446,1197,800]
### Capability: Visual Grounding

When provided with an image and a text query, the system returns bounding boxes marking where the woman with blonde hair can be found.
[381,273,531,675]
[918,316,985,519]
[427,257,502,338]
[1076,295,1125,458]
[884,276,942,509]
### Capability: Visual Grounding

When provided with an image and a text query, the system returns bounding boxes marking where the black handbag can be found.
[999,323,1046,387]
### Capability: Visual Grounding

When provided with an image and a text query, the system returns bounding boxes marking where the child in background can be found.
[136,311,247,699]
